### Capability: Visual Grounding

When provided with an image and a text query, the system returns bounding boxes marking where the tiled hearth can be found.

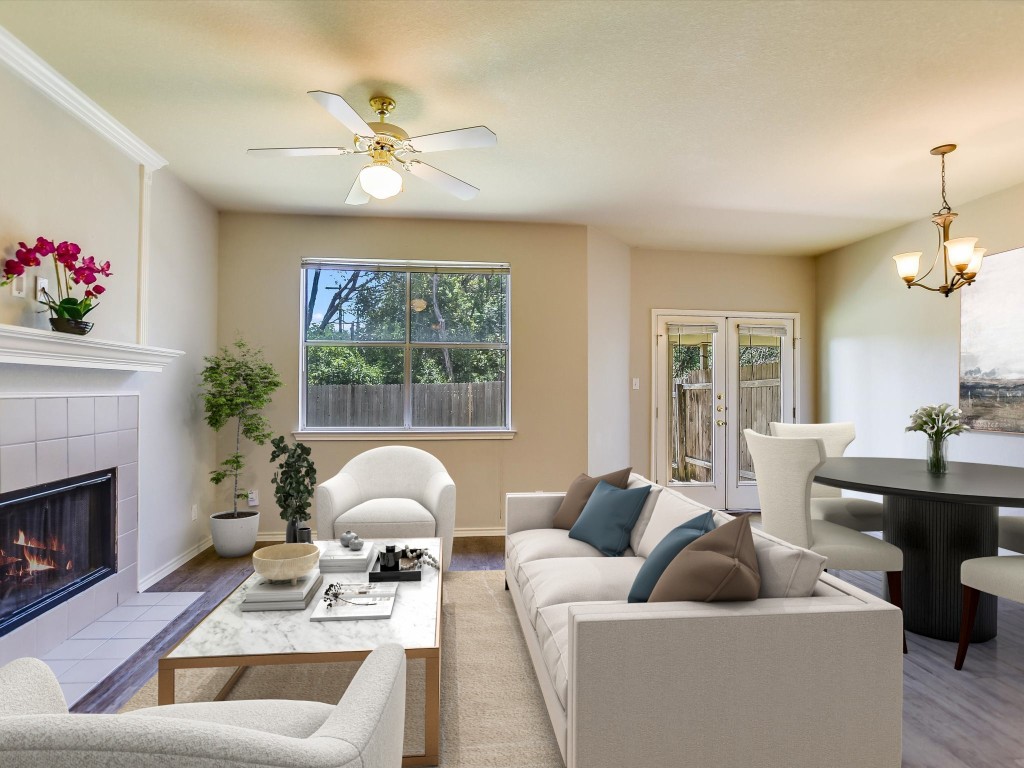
[0,394,142,666]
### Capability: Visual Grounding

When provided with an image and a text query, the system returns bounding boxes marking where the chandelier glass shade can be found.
[358,162,403,200]
[892,145,984,297]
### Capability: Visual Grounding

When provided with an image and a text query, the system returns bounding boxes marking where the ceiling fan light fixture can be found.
[358,162,403,200]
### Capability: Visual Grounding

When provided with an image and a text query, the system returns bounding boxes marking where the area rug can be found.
[121,570,563,768]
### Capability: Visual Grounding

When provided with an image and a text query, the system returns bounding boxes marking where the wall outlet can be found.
[191,504,198,521]
[247,489,259,507]
[35,276,48,302]
[632,377,640,390]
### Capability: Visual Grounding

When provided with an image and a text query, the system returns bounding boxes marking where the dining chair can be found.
[955,556,1024,669]
[744,429,906,652]
[998,515,1024,553]
[768,422,883,532]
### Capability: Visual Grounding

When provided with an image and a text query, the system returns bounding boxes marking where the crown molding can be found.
[0,25,167,170]
[0,323,183,372]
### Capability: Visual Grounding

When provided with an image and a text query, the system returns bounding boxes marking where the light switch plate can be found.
[35,276,48,302]
[247,489,259,507]
[632,377,640,390]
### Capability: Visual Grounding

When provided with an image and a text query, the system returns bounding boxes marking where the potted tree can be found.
[269,436,317,542]
[201,340,282,557]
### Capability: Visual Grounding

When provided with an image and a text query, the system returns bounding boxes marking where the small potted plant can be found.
[269,436,317,542]
[906,403,967,476]
[1,237,111,335]
[201,340,282,557]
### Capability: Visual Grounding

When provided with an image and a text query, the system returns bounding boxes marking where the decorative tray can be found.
[368,554,423,582]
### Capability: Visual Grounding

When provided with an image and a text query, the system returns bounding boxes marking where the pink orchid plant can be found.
[2,237,111,321]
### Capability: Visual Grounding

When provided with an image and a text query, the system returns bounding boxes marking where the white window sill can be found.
[293,430,516,442]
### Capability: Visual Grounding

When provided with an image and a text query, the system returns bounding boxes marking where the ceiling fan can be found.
[248,91,497,205]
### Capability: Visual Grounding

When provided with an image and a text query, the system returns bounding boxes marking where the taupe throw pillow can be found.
[649,515,761,602]
[552,467,632,530]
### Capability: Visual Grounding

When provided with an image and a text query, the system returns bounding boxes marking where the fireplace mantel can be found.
[0,323,183,372]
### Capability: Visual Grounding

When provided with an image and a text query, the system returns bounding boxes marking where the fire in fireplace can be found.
[0,470,116,637]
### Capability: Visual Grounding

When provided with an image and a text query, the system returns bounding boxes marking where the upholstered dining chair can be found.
[768,422,883,532]
[0,644,407,768]
[999,515,1024,553]
[744,429,906,652]
[955,556,1024,669]
[316,445,456,569]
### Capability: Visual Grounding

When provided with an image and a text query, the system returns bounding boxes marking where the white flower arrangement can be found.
[906,403,967,441]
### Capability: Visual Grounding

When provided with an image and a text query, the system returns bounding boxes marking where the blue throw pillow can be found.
[569,481,651,557]
[627,511,717,603]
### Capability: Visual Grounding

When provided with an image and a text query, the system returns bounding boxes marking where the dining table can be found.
[814,457,1024,642]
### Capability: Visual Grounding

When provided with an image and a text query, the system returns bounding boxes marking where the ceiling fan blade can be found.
[308,90,375,138]
[407,126,497,153]
[247,147,351,157]
[345,176,371,206]
[406,161,479,201]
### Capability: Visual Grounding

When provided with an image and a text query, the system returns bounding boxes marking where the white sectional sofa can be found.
[505,474,903,768]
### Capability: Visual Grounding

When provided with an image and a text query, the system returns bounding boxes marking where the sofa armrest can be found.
[315,471,362,541]
[505,492,564,535]
[423,471,456,569]
[0,658,67,717]
[566,596,902,768]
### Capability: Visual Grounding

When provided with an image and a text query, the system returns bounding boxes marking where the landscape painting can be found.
[960,246,1024,433]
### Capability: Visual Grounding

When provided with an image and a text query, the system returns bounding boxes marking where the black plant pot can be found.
[285,519,298,543]
[50,317,94,335]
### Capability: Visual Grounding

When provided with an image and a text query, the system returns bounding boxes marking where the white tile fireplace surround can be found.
[0,393,141,665]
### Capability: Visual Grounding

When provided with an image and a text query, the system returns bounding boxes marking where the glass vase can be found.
[926,436,948,476]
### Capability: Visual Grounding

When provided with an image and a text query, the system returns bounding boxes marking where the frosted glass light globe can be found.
[358,164,403,200]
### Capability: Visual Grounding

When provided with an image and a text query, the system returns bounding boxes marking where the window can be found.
[301,259,510,431]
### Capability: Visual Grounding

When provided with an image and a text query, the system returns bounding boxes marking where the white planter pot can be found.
[210,510,260,557]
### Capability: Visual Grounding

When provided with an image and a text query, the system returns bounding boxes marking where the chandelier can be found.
[892,144,985,297]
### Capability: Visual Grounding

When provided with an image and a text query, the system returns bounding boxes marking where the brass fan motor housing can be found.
[366,121,409,142]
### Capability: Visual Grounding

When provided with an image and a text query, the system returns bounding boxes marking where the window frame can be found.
[298,258,512,434]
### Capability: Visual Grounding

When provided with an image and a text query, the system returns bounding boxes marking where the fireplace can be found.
[0,470,117,637]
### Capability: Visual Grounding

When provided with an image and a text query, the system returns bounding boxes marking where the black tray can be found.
[368,554,423,582]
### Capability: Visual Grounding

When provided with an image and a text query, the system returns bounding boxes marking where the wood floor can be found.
[71,539,1024,767]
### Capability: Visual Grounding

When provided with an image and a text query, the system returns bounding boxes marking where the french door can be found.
[653,312,797,510]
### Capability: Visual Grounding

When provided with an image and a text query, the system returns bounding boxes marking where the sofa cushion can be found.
[552,467,632,529]
[332,498,436,540]
[126,699,335,738]
[628,511,716,603]
[650,515,761,603]
[628,474,663,554]
[506,528,614,584]
[714,511,826,597]
[636,489,711,558]
[519,556,642,628]
[569,482,651,557]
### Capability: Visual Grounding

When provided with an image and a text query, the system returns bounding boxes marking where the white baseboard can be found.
[137,536,212,592]
[454,527,505,538]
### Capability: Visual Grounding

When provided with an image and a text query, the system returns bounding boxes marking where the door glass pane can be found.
[668,326,715,483]
[305,346,404,427]
[736,330,784,481]
[411,349,506,427]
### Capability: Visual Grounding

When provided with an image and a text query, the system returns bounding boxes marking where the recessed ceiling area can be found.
[1,0,1022,256]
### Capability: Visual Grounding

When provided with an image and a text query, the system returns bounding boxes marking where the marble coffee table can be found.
[158,537,442,768]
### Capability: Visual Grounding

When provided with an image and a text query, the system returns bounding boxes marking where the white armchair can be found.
[316,446,456,569]
[0,643,407,768]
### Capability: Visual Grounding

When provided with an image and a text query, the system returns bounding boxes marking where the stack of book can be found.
[241,570,323,612]
[310,582,398,622]
[319,542,378,573]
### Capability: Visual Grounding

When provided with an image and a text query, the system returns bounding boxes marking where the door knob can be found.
[715,419,726,426]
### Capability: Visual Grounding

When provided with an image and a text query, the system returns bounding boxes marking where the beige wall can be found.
[0,60,219,586]
[586,227,631,474]
[217,213,589,535]
[0,64,138,339]
[816,179,1024,473]
[629,248,818,475]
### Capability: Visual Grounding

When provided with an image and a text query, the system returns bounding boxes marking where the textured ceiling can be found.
[1,0,1024,256]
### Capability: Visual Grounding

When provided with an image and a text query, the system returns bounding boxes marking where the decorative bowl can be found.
[252,543,320,584]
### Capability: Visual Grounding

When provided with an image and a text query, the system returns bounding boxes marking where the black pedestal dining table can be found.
[814,457,1024,642]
